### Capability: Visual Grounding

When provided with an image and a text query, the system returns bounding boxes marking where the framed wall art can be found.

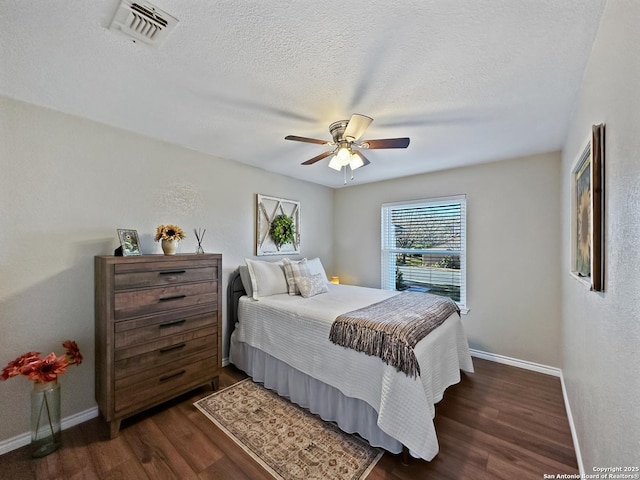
[256,194,300,256]
[117,229,142,256]
[571,124,605,291]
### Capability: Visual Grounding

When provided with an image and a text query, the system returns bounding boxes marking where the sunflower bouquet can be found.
[154,224,186,242]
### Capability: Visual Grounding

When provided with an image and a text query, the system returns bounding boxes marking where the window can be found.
[381,195,467,312]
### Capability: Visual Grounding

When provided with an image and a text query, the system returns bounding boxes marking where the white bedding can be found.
[230,283,474,461]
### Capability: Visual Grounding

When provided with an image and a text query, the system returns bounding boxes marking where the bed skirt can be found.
[229,334,405,455]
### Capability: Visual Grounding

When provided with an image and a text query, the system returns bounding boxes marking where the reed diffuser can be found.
[194,228,206,254]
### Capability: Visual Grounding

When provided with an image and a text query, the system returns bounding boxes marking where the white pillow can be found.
[296,274,329,298]
[238,265,253,298]
[281,258,309,295]
[244,258,288,300]
[305,257,329,283]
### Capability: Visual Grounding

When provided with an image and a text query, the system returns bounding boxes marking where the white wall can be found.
[6,5,639,462]
[0,96,334,443]
[561,0,640,469]
[334,152,562,367]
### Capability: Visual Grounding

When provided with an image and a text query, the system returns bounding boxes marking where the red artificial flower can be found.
[0,341,82,382]
[63,340,83,366]
[22,352,69,383]
[0,351,41,380]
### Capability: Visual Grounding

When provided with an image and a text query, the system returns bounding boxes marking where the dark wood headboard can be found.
[226,268,246,343]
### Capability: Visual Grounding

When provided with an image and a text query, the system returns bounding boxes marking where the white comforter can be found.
[231,283,474,460]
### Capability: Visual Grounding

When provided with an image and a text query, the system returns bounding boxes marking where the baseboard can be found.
[469,348,562,377]
[0,406,99,456]
[471,349,583,475]
[559,371,585,476]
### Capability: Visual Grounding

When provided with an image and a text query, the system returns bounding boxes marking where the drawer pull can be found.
[159,370,186,382]
[158,319,186,329]
[159,342,186,354]
[159,270,187,275]
[159,294,186,302]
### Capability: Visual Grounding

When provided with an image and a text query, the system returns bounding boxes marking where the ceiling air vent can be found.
[109,0,178,47]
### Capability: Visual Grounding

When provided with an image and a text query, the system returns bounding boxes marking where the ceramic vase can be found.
[161,239,178,255]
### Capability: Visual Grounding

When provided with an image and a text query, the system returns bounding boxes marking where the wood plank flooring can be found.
[0,358,578,479]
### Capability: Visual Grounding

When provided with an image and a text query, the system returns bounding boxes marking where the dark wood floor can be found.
[0,358,578,479]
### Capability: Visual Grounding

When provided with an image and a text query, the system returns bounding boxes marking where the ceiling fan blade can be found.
[343,114,373,141]
[285,135,329,145]
[361,137,410,149]
[301,150,334,165]
[352,150,371,167]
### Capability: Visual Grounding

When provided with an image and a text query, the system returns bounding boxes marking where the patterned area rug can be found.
[194,379,383,480]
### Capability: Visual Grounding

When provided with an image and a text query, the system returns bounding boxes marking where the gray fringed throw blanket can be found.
[329,292,460,378]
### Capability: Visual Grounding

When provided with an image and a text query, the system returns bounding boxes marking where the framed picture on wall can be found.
[571,124,605,291]
[256,194,300,256]
[117,229,142,256]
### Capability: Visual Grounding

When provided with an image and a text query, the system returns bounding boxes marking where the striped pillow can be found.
[282,258,309,295]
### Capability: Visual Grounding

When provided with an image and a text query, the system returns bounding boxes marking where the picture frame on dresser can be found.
[117,229,141,256]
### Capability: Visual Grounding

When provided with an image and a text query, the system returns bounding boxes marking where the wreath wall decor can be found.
[256,194,300,255]
[270,214,295,247]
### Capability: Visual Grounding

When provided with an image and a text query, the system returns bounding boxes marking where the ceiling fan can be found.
[285,114,410,180]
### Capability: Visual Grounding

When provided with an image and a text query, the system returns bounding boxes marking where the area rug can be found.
[194,379,383,480]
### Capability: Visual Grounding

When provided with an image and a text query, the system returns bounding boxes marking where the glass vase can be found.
[31,380,61,458]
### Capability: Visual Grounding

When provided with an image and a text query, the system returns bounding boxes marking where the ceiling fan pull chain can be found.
[343,166,347,184]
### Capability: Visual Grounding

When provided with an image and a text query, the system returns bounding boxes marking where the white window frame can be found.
[381,194,468,313]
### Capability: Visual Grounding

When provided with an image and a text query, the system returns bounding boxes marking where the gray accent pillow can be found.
[297,273,329,298]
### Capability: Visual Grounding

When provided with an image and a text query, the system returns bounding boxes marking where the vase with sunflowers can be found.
[154,224,186,255]
[1,340,82,457]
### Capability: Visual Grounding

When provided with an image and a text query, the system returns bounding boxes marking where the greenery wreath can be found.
[270,214,295,247]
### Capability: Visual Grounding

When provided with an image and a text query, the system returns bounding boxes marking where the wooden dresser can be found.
[94,254,222,438]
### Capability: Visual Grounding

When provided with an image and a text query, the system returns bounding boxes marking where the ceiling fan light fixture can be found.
[328,155,343,171]
[336,146,351,165]
[286,113,410,179]
[349,153,365,170]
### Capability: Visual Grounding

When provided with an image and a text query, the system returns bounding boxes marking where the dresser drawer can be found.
[115,325,216,364]
[116,345,216,388]
[114,281,217,320]
[114,334,215,379]
[114,356,217,413]
[114,308,215,349]
[114,262,217,290]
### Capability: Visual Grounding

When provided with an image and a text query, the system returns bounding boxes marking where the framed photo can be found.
[117,229,142,256]
[256,194,300,256]
[571,124,605,291]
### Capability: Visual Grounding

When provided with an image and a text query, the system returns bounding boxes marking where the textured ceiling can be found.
[1,1,606,188]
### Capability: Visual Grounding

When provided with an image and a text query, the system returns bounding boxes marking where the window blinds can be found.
[381,195,466,308]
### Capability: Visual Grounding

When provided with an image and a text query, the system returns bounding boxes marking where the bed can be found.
[227,258,474,461]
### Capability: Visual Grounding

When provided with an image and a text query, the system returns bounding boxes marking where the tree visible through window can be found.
[381,195,467,309]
